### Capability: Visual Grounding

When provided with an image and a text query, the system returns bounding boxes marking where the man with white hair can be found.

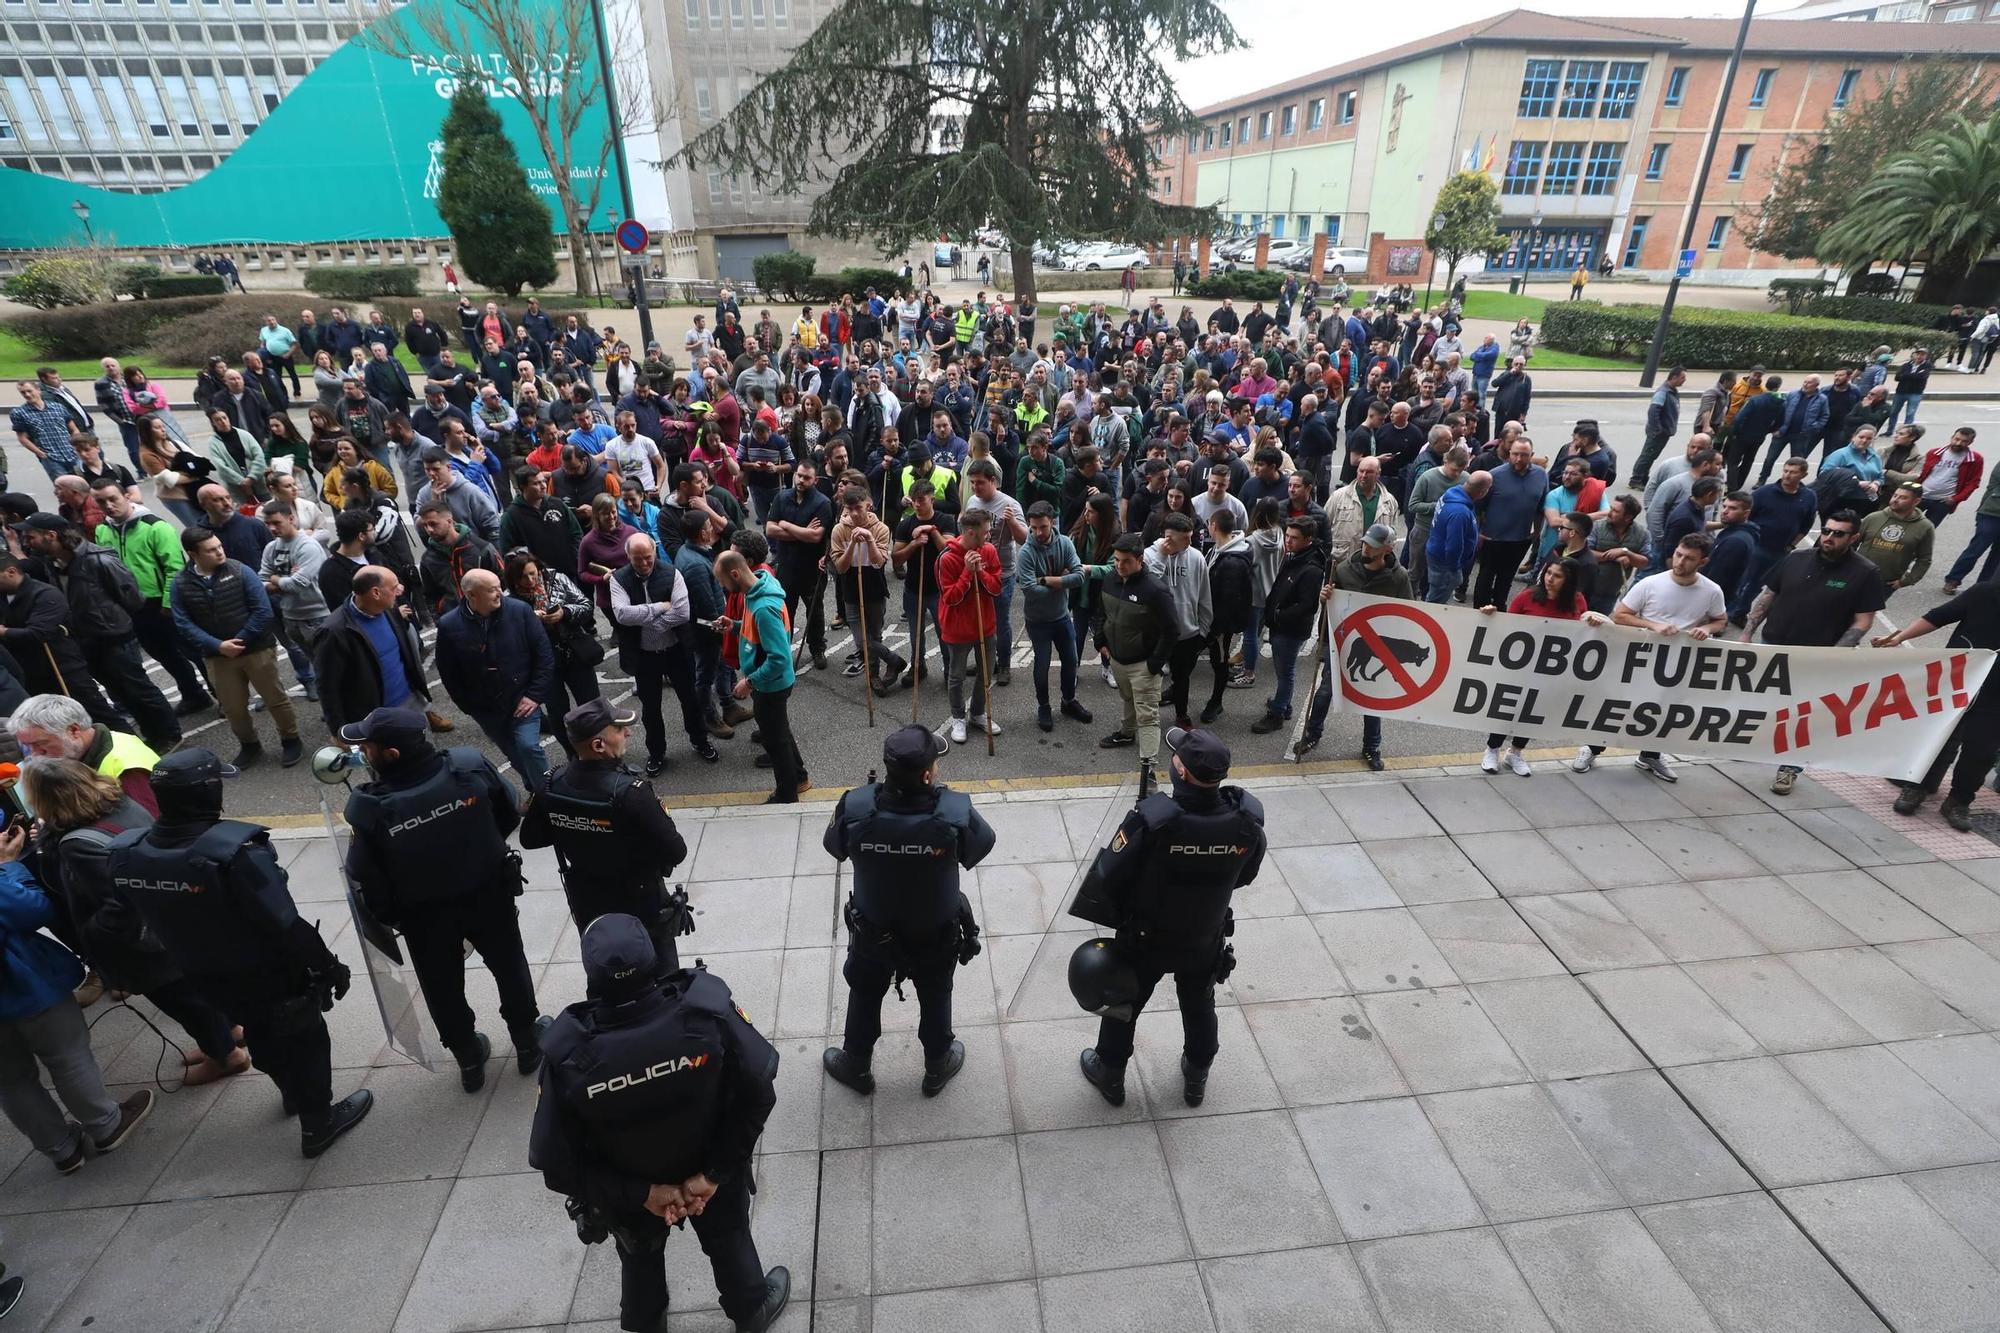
[608,533,717,776]
[9,692,160,814]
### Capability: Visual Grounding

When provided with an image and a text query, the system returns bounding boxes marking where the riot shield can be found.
[319,787,444,1072]
[1002,769,1144,1021]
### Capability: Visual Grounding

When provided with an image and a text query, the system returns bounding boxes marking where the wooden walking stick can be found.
[911,545,927,724]
[41,642,70,696]
[974,568,996,755]
[853,559,876,728]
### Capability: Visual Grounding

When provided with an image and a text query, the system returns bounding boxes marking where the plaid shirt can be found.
[9,400,78,465]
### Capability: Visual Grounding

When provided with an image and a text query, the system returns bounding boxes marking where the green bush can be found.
[1799,294,1956,329]
[1541,301,1935,371]
[751,251,816,300]
[304,266,424,299]
[3,293,226,358]
[836,265,905,296]
[3,256,114,310]
[1766,278,1834,315]
[137,273,227,300]
[1184,269,1288,301]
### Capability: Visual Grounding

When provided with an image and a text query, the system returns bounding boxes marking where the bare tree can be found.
[355,0,620,298]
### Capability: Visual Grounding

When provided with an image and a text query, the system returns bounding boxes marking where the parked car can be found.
[1068,246,1150,271]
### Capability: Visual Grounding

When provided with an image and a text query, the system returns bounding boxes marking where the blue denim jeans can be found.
[1242,604,1264,674]
[1025,616,1079,708]
[1424,565,1463,604]
[1890,392,1923,426]
[1947,512,2000,586]
[471,709,550,791]
[1266,631,1307,718]
[991,576,1016,673]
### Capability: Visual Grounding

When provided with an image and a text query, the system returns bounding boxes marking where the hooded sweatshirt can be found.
[1144,539,1212,640]
[738,569,795,693]
[1016,530,1086,624]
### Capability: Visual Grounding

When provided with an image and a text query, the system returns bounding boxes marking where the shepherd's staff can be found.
[974,563,996,756]
[911,543,927,723]
[1289,597,1332,762]
[853,546,876,728]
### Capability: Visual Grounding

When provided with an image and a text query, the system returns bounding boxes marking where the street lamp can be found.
[70,198,96,248]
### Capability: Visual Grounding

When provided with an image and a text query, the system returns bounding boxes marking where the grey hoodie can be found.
[1144,539,1212,640]
[1015,530,1086,624]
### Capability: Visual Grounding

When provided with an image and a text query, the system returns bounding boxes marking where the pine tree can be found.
[669,0,1241,303]
[437,84,558,298]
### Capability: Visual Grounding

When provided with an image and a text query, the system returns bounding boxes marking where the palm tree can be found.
[1816,112,2000,304]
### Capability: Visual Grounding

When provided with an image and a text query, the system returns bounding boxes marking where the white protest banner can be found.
[1322,592,1995,783]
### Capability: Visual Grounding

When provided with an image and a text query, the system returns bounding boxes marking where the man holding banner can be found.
[1877,579,2000,830]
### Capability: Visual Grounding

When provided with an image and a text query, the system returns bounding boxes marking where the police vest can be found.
[536,765,664,923]
[107,820,269,978]
[841,783,972,935]
[544,970,772,1183]
[354,750,506,906]
[1127,789,1264,943]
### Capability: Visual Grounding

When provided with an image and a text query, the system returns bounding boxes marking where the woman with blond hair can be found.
[21,757,248,1085]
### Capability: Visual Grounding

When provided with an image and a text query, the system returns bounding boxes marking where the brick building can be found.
[1153,9,2000,284]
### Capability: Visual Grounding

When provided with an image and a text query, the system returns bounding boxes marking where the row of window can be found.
[1191,89,1355,154]
[1640,140,1765,183]
[1611,214,1731,269]
[1500,141,1626,196]
[1517,59,1646,119]
[682,0,788,31]
[0,63,290,145]
[1225,213,1342,243]
[1,0,358,8]
[8,19,344,44]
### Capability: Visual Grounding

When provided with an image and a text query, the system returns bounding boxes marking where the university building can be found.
[1153,8,2000,283]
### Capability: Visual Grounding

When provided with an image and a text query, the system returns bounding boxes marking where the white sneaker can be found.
[970,714,1002,737]
[1506,748,1532,777]
[1481,746,1501,774]
[1100,660,1116,688]
[1570,746,1595,773]
[948,717,968,744]
[1635,753,1678,783]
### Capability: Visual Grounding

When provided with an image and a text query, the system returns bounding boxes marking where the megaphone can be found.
[311,745,369,786]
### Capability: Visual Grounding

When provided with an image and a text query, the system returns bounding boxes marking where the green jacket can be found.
[1407,465,1459,527]
[1016,453,1065,512]
[95,509,184,608]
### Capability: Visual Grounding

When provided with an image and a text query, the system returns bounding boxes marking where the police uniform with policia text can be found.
[530,913,790,1333]
[1070,726,1266,1108]
[822,725,995,1097]
[108,749,374,1156]
[519,698,694,975]
[339,706,550,1094]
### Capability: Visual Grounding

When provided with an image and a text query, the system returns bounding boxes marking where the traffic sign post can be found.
[614,219,654,351]
[1676,249,1696,280]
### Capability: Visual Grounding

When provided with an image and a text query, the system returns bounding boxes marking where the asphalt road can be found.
[20,391,2000,821]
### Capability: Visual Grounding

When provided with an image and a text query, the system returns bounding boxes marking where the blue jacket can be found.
[1706,520,1759,601]
[1729,390,1784,449]
[671,541,727,622]
[1426,486,1482,574]
[0,861,85,1021]
[1469,341,1500,379]
[1778,389,1829,445]
[435,595,555,715]
[1480,462,1549,543]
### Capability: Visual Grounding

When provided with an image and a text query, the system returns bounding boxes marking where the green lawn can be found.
[1460,290,1549,322]
[1529,347,1641,370]
[0,327,432,384]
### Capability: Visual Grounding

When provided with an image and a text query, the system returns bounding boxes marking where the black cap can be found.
[884,723,947,773]
[581,912,657,997]
[152,747,225,788]
[1166,726,1231,784]
[338,706,429,744]
[17,513,72,534]
[0,493,39,521]
[171,451,215,478]
[565,697,637,743]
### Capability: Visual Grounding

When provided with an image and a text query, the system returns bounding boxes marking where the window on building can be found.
[1645,141,1668,180]
[192,72,228,135]
[130,73,170,133]
[1706,214,1730,250]
[1323,215,1340,242]
[1186,132,1197,153]
[1748,67,1775,107]
[66,74,109,142]
[1622,216,1650,268]
[1833,67,1860,108]
[1336,90,1355,123]
[1256,110,1270,139]
[1307,97,1324,130]
[695,80,711,121]
[1238,115,1250,140]
[1203,126,1213,150]
[728,0,743,29]
[684,0,699,27]
[1519,58,1561,116]
[706,170,721,204]
[750,0,764,26]
[254,71,280,111]
[160,73,197,132]
[1502,140,1544,194]
[101,75,142,140]
[1249,213,1262,232]
[771,0,786,25]
[1543,141,1584,193]
[1219,122,1230,147]
[1160,176,1170,194]
[1663,65,1688,107]
[707,0,721,26]
[1560,60,1603,118]
[3,76,46,140]
[1944,3,1976,18]
[1600,61,1645,119]
[35,74,78,142]
[1280,104,1295,134]
[1582,141,1624,194]
[1728,143,1751,180]
[1231,213,1242,227]
[224,71,257,130]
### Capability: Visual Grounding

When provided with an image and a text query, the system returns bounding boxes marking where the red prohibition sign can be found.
[1331,603,1452,711]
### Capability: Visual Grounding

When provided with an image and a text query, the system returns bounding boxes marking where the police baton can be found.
[973,570,995,756]
[910,543,926,724]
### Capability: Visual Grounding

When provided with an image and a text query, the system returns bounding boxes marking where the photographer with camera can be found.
[339,707,550,1095]
[106,749,373,1157]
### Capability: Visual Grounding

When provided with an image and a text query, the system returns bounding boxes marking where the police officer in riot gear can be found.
[340,707,551,1094]
[108,748,375,1156]
[822,725,995,1097]
[530,913,790,1333]
[1071,727,1266,1108]
[520,699,693,974]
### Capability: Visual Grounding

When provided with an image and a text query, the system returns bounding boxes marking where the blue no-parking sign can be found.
[616,219,650,253]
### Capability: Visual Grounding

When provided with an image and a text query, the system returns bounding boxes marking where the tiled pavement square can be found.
[11,761,2000,1331]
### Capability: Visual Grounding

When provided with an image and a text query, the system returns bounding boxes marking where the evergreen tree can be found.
[437,84,558,298]
[669,0,1240,302]
[1816,112,2000,305]
[1424,172,1507,297]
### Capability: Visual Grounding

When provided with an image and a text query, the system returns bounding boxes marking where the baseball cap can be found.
[1165,726,1231,784]
[580,912,658,998]
[884,723,948,773]
[17,513,72,534]
[565,697,637,743]
[1896,480,1923,494]
[338,706,429,744]
[1362,523,1397,550]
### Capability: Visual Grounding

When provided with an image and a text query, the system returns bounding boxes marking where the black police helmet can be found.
[151,748,226,822]
[1068,938,1141,1023]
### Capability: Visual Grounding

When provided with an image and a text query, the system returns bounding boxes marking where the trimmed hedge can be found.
[3,293,227,358]
[1185,270,1288,300]
[304,266,424,299]
[1540,301,1934,371]
[751,250,816,301]
[1799,294,1956,330]
[139,273,227,299]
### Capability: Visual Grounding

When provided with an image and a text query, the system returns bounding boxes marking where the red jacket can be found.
[935,537,1000,645]
[819,308,851,345]
[1919,444,1983,507]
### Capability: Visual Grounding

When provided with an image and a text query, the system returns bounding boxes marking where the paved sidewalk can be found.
[4,758,2000,1332]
